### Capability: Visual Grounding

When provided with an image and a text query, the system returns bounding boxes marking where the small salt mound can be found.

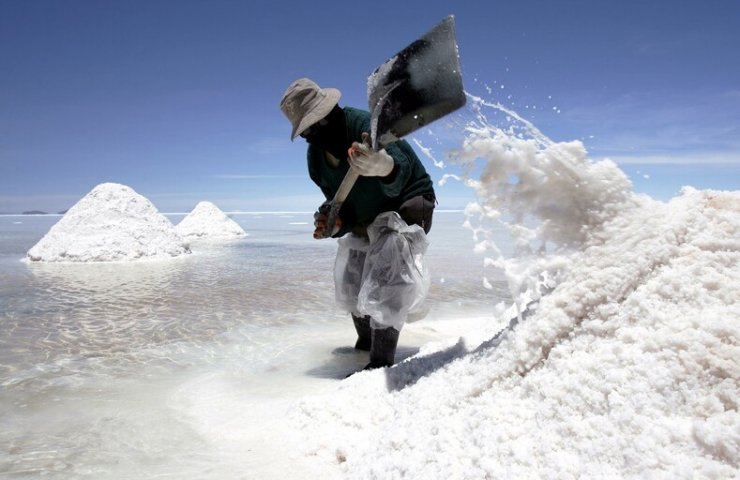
[26,183,190,262]
[175,201,247,240]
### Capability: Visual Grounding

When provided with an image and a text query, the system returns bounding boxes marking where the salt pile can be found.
[26,182,190,262]
[175,201,247,240]
[290,98,740,478]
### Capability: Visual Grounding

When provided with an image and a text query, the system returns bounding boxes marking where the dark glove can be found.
[313,202,342,239]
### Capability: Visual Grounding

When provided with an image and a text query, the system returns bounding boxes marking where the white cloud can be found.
[603,152,740,165]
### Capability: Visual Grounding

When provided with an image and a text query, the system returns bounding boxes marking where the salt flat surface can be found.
[0,212,501,478]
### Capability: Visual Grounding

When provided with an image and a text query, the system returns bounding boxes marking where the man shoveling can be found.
[280,78,436,371]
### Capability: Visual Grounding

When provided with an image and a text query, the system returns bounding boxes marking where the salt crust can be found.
[175,201,247,240]
[26,183,190,262]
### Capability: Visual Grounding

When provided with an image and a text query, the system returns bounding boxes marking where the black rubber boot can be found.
[364,326,400,370]
[352,314,371,351]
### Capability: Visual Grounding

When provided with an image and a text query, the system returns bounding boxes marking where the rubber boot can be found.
[352,314,371,351]
[364,326,400,370]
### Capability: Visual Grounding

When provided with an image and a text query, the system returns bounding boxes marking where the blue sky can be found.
[1,0,738,213]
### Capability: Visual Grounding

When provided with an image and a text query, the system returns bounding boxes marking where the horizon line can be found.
[0,209,467,217]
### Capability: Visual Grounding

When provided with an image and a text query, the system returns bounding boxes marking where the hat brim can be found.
[290,88,341,140]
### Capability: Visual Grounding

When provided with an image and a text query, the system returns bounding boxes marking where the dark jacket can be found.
[307,107,435,236]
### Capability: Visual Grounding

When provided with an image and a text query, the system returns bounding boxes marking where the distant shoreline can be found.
[0,210,467,217]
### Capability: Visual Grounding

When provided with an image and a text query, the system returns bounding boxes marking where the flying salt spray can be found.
[416,92,634,320]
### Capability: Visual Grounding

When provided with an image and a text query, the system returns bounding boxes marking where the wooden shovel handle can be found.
[321,166,360,239]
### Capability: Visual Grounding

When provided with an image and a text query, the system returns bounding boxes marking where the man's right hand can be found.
[313,203,342,239]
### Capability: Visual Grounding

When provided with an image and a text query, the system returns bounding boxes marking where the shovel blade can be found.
[368,15,466,150]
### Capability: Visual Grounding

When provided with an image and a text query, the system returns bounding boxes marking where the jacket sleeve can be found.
[378,141,413,198]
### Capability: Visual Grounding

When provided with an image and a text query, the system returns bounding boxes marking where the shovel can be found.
[320,15,466,238]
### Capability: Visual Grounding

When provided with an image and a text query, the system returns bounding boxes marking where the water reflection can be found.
[2,240,338,379]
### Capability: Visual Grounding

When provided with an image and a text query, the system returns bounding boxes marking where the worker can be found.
[280,78,435,370]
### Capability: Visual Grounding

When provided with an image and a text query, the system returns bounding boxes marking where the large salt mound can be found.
[293,188,740,478]
[175,201,247,240]
[26,183,190,262]
[289,95,739,478]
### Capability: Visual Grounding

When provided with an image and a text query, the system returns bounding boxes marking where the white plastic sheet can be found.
[334,212,430,330]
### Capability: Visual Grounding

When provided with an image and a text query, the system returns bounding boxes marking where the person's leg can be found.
[365,325,400,369]
[334,235,370,349]
[359,210,431,370]
[351,314,371,351]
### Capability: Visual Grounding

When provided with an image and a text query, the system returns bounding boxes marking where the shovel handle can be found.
[321,166,360,238]
[334,165,360,204]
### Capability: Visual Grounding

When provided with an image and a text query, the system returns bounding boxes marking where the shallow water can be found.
[0,212,508,478]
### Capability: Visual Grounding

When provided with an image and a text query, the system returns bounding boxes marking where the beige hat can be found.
[280,78,341,140]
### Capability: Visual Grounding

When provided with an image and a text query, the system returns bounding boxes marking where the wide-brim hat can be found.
[280,78,341,140]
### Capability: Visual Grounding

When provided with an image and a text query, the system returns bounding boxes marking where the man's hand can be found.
[348,132,394,177]
[313,203,342,239]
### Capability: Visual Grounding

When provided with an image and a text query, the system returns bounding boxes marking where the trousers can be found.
[334,195,434,330]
